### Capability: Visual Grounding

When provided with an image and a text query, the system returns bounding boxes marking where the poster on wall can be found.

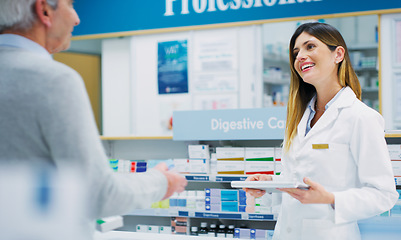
[158,40,188,94]
[395,20,401,65]
[192,32,238,93]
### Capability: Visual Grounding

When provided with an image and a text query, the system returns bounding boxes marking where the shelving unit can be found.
[262,56,290,108]
[126,209,275,221]
[101,136,280,235]
[100,131,401,237]
[349,44,379,111]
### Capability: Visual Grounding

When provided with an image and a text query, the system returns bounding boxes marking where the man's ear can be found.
[335,46,345,64]
[35,0,52,28]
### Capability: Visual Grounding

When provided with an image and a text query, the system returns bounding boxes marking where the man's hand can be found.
[154,163,188,200]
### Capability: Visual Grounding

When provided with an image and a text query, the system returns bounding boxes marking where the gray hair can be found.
[0,0,58,33]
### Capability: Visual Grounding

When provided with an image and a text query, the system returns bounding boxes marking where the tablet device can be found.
[231,181,310,193]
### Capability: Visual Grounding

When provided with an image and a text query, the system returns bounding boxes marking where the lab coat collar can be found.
[297,86,357,141]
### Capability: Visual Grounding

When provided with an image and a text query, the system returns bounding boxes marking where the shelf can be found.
[94,231,227,240]
[263,55,289,64]
[126,209,276,221]
[185,174,248,182]
[362,87,379,93]
[348,43,378,50]
[354,67,378,71]
[100,136,173,140]
[385,131,401,138]
[263,77,290,85]
[395,177,401,186]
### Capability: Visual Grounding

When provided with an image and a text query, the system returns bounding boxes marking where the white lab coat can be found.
[272,87,398,240]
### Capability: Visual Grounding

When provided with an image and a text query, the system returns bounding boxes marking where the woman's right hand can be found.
[243,174,272,198]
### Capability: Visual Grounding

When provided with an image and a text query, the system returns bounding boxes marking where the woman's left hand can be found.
[278,177,335,204]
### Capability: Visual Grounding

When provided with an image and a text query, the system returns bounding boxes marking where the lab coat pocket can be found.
[301,219,334,240]
[311,143,351,187]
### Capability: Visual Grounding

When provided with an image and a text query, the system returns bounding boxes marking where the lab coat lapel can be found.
[304,106,339,140]
[302,87,355,140]
[297,106,311,141]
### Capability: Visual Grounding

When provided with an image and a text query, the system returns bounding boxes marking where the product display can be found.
[106,141,400,239]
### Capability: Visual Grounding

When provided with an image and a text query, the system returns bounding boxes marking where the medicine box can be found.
[189,159,209,174]
[221,190,238,201]
[147,225,160,233]
[205,204,220,211]
[221,201,238,212]
[159,226,172,234]
[188,145,210,159]
[216,147,245,160]
[136,224,148,233]
[388,145,401,160]
[391,160,401,177]
[245,148,275,161]
[96,216,123,232]
[173,158,190,173]
[205,188,221,197]
[245,161,275,175]
[205,196,221,205]
[235,228,251,239]
[217,160,245,174]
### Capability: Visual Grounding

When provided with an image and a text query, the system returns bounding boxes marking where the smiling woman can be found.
[245,22,398,240]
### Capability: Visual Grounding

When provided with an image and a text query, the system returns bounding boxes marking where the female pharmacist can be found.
[245,22,398,240]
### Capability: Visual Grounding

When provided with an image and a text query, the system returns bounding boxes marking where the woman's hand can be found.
[243,174,272,198]
[278,177,334,204]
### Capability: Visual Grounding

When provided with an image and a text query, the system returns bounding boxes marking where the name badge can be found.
[312,144,329,149]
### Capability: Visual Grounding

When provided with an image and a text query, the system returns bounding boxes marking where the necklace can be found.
[315,101,325,112]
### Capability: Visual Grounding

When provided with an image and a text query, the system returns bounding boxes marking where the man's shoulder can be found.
[2,48,80,82]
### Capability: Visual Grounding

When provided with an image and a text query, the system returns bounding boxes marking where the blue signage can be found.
[248,213,275,220]
[73,0,401,37]
[173,108,286,140]
[158,40,188,94]
[195,212,242,219]
[216,176,248,182]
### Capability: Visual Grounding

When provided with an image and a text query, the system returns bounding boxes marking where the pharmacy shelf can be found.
[100,136,173,140]
[263,76,290,85]
[94,231,227,240]
[126,209,276,221]
[395,177,401,186]
[385,131,401,138]
[362,87,379,93]
[348,43,378,50]
[185,174,248,182]
[353,67,378,71]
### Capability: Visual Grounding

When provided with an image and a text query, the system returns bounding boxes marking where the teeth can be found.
[301,63,315,71]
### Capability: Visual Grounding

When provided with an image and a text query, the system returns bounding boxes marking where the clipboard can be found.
[231,181,310,193]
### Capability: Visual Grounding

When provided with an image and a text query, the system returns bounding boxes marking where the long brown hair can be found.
[284,22,361,152]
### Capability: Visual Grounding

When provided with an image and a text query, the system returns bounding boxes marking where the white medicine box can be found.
[188,145,210,159]
[216,147,245,160]
[388,145,401,160]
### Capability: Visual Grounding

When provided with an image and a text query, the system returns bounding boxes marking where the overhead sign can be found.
[73,0,401,36]
[173,107,286,140]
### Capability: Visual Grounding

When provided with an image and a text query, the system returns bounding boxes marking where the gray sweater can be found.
[0,45,167,238]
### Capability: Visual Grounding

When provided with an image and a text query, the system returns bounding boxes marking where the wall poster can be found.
[158,40,188,94]
[395,20,401,65]
[192,33,238,93]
